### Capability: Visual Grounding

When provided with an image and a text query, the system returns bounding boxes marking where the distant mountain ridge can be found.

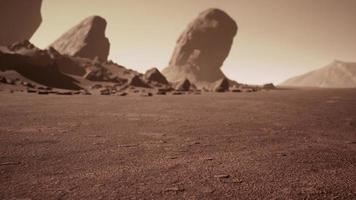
[280,60,356,88]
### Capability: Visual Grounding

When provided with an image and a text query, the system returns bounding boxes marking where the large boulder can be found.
[162,8,238,87]
[175,79,192,91]
[144,68,168,85]
[213,78,230,92]
[50,16,110,60]
[0,0,42,46]
[127,75,149,88]
[263,83,276,90]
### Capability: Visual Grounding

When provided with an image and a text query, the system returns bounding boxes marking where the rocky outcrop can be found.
[0,0,42,45]
[127,75,149,88]
[144,68,168,84]
[213,78,230,92]
[263,83,275,90]
[162,8,238,87]
[175,79,192,91]
[0,42,81,90]
[280,60,356,88]
[50,16,110,60]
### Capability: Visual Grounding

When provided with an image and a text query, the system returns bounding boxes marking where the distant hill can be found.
[280,60,356,88]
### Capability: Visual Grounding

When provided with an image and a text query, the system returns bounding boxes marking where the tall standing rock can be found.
[0,0,42,45]
[162,8,238,86]
[50,16,110,60]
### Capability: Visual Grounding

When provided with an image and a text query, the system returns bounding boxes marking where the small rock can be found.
[91,84,103,89]
[263,83,275,90]
[55,91,73,95]
[37,86,52,90]
[231,87,242,92]
[214,174,230,179]
[172,91,184,95]
[80,90,91,95]
[6,78,15,85]
[118,144,138,148]
[232,178,243,184]
[100,89,111,95]
[71,91,81,95]
[118,92,128,96]
[157,91,167,95]
[164,187,185,192]
[0,76,6,83]
[27,88,37,93]
[140,92,153,97]
[37,90,49,95]
[0,161,21,166]
[346,141,356,144]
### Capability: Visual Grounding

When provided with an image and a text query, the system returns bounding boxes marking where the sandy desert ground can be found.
[0,89,356,199]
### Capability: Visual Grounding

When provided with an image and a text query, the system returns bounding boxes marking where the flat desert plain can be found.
[0,89,356,199]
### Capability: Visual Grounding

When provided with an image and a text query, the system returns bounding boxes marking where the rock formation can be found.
[280,60,356,88]
[144,68,168,84]
[0,0,42,45]
[0,42,81,90]
[175,79,192,91]
[162,8,238,87]
[50,16,110,60]
[213,78,230,92]
[263,83,275,90]
[127,75,149,88]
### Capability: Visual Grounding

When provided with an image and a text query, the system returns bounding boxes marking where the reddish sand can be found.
[0,89,355,199]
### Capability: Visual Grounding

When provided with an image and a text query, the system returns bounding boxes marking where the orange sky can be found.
[31,0,356,84]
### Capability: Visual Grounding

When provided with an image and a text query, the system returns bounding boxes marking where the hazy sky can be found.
[32,0,356,84]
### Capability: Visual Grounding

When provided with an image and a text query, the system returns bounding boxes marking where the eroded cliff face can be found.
[0,0,42,46]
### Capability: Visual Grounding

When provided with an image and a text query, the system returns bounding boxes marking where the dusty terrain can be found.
[0,89,355,199]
